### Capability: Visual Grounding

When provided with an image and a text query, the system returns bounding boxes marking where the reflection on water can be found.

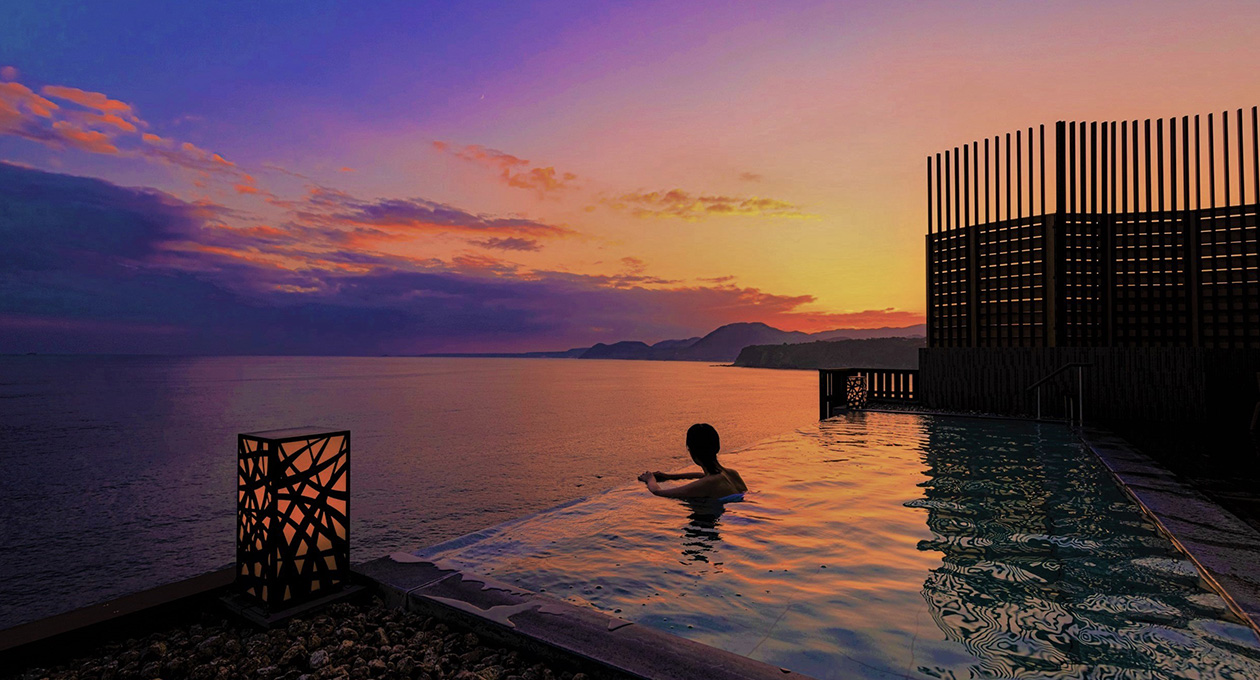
[680,498,731,564]
[0,355,815,629]
[419,412,1260,680]
[915,421,1260,679]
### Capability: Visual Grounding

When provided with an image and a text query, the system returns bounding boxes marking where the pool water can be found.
[413,412,1260,679]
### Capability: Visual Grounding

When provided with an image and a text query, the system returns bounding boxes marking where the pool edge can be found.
[1078,427,1260,638]
[355,555,817,680]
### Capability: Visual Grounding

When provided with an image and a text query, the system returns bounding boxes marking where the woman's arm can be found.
[646,475,718,499]
[653,470,705,481]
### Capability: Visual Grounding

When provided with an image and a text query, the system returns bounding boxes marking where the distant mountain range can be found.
[422,322,926,364]
[734,336,925,370]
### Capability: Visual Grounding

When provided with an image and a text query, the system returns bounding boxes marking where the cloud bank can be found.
[0,164,917,354]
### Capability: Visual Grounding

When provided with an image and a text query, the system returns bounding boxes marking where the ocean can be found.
[0,355,814,629]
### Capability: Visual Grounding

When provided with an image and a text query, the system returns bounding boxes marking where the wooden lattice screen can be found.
[927,110,1260,349]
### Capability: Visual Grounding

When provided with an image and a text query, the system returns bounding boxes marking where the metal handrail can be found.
[1024,362,1092,392]
[1025,362,1091,425]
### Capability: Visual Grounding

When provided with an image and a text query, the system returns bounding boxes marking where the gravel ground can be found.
[7,598,594,680]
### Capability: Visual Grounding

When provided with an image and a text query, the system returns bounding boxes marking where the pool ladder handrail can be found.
[1025,362,1092,426]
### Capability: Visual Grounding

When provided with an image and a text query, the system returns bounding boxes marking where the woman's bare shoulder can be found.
[724,467,748,492]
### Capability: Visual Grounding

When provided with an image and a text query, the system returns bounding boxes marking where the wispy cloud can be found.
[601,189,811,220]
[469,237,543,252]
[287,185,575,241]
[0,75,251,184]
[433,141,578,195]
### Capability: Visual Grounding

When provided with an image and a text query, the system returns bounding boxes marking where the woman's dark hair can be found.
[686,423,721,474]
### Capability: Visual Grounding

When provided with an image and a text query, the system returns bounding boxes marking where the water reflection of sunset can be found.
[416,412,1260,679]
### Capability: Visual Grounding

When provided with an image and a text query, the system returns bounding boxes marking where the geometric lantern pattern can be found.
[845,375,869,410]
[237,427,350,610]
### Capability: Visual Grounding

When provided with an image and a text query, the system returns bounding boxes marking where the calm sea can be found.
[0,356,813,629]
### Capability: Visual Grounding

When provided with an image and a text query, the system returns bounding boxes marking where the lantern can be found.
[237,427,350,610]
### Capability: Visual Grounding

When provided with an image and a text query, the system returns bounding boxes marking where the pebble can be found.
[8,598,585,680]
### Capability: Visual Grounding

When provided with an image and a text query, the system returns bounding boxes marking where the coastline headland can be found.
[420,322,925,365]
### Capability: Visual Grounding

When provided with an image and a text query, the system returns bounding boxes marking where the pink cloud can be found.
[41,85,143,127]
[434,141,578,195]
[49,121,118,154]
[0,75,252,185]
[602,189,811,220]
[470,237,543,252]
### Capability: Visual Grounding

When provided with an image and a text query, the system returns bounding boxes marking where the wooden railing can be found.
[819,368,919,419]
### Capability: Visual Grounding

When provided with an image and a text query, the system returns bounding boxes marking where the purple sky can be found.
[3,1,1258,353]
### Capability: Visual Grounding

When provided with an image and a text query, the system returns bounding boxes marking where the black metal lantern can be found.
[237,427,350,610]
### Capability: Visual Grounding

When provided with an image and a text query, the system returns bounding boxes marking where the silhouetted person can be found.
[638,423,748,499]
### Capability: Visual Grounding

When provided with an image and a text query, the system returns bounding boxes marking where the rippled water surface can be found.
[418,412,1260,680]
[0,355,814,629]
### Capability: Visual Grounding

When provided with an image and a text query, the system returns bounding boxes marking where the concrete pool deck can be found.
[1079,427,1260,636]
[354,555,813,680]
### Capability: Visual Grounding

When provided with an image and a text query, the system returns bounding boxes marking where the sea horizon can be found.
[0,355,816,629]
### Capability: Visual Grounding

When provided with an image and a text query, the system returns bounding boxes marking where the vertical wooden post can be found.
[1055,122,1067,215]
[1121,121,1129,213]
[1145,119,1153,213]
[1102,120,1113,346]
[1091,121,1098,213]
[1188,210,1202,346]
[1238,108,1245,206]
[945,149,951,230]
[967,153,980,346]
[1029,127,1035,215]
[1069,123,1077,213]
[1102,122,1110,216]
[927,158,934,348]
[1253,107,1259,211]
[1195,115,1202,210]
[1049,122,1066,347]
[964,144,970,227]
[1017,129,1023,218]
[955,147,961,231]
[1224,111,1232,207]
[984,138,990,223]
[1133,121,1140,212]
[819,370,829,420]
[1183,116,1191,212]
[995,135,1001,221]
[1006,132,1012,220]
[1157,119,1165,212]
[927,157,933,235]
[1081,121,1088,212]
[1105,120,1116,346]
[1209,113,1216,210]
[974,141,979,223]
[937,153,943,233]
[1164,116,1174,212]
[1112,122,1118,213]
[1040,125,1046,216]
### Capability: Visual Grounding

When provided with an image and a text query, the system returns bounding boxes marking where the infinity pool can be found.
[413,412,1260,679]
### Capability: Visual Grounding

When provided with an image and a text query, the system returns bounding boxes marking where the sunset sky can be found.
[3,1,1259,354]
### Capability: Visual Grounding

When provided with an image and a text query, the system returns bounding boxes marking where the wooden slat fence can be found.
[927,109,1260,349]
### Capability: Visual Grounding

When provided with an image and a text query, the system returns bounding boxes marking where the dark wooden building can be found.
[919,110,1260,425]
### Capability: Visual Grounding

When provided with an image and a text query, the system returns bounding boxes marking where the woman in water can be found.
[638,423,748,499]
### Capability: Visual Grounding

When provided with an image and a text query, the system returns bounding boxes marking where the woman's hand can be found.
[637,471,653,483]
